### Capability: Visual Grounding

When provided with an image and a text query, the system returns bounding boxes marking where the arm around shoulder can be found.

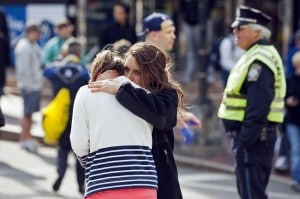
[116,83,178,130]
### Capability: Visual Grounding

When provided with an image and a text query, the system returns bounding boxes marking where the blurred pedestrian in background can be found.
[285,51,300,192]
[42,18,74,65]
[218,6,286,199]
[43,40,89,194]
[142,12,176,52]
[180,0,200,84]
[218,32,244,86]
[273,30,300,174]
[0,6,10,97]
[14,23,42,153]
[71,49,157,199]
[285,30,300,78]
[98,1,137,50]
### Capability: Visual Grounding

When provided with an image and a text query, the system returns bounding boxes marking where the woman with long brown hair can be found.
[89,42,184,199]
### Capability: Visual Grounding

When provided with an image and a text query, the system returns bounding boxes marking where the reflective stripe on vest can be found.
[218,44,286,122]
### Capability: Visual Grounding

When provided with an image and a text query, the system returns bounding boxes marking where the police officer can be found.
[218,6,286,199]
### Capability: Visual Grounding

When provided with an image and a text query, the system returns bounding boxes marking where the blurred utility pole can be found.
[77,0,87,50]
[236,0,245,5]
[281,0,293,56]
[135,0,144,34]
[197,0,212,106]
[135,0,156,34]
[194,0,216,145]
[225,0,239,26]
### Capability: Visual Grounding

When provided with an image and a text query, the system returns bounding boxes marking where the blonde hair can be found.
[90,50,124,82]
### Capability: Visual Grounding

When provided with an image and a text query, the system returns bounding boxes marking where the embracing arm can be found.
[88,76,179,130]
[116,83,178,130]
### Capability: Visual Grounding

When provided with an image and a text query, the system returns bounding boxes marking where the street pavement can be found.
[0,139,229,199]
[0,139,82,199]
[1,139,299,199]
[179,167,299,199]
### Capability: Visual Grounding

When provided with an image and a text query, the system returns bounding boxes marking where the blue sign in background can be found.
[4,5,26,47]
[4,5,26,65]
[3,5,55,65]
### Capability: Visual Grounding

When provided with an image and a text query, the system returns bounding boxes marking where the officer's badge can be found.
[247,63,262,81]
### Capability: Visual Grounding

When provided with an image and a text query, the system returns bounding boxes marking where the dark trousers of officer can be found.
[232,127,277,199]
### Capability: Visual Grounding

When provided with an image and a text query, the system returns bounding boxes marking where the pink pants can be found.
[85,188,157,199]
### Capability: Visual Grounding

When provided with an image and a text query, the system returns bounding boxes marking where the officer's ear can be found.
[253,28,262,40]
[254,29,261,34]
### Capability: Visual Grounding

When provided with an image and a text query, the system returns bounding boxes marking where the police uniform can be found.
[218,6,286,199]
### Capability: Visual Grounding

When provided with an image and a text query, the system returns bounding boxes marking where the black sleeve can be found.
[116,83,178,130]
[238,61,275,149]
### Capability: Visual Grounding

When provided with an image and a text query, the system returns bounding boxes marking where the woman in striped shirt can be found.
[70,49,157,199]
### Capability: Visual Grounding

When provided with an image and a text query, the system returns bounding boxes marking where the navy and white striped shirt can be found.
[79,145,157,196]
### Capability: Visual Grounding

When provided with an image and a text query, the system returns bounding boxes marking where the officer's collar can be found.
[247,39,270,50]
[257,39,270,45]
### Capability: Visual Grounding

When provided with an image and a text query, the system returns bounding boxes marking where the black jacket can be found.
[116,83,183,199]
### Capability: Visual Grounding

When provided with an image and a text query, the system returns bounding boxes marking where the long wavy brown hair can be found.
[125,42,185,112]
[90,50,124,82]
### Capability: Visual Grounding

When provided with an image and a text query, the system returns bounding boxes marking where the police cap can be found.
[231,5,272,28]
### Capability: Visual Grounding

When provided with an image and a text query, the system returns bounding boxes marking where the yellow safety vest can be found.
[218,44,286,123]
